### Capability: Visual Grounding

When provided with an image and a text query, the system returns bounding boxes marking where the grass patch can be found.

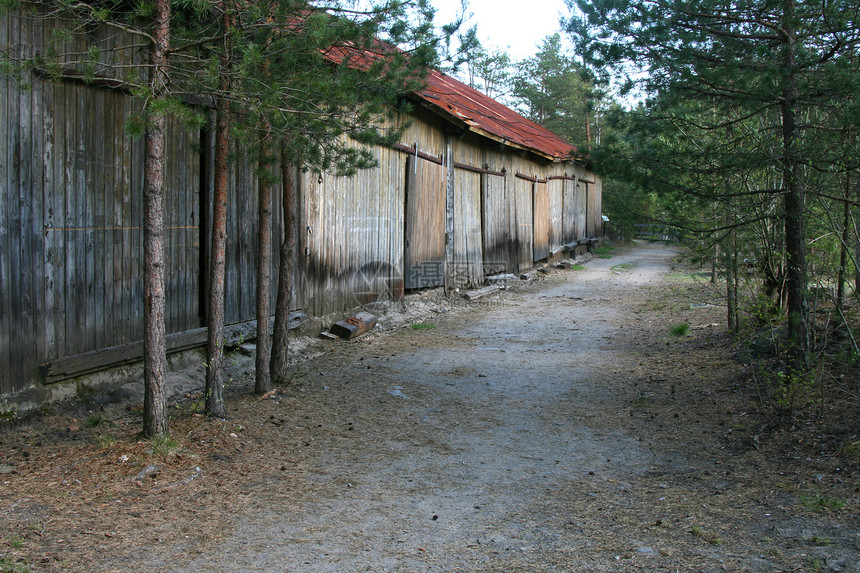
[670,323,690,337]
[690,526,723,545]
[592,245,613,256]
[631,396,654,409]
[806,534,835,547]
[837,438,860,462]
[151,435,181,457]
[411,322,436,330]
[801,493,846,512]
[0,556,30,573]
[571,264,585,271]
[611,263,635,272]
[96,434,117,449]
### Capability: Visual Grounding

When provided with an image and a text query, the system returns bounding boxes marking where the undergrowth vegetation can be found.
[667,250,859,437]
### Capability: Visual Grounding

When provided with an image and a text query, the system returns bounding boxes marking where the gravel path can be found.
[5,242,857,573]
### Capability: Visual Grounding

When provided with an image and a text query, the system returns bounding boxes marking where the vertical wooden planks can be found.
[300,169,320,316]
[10,12,29,387]
[533,181,549,262]
[563,177,577,245]
[0,13,15,392]
[453,167,482,286]
[482,172,508,273]
[515,177,533,272]
[575,179,587,240]
[404,154,446,289]
[30,40,48,384]
[387,147,406,299]
[589,177,603,238]
[42,74,58,364]
[583,181,592,238]
[92,28,106,351]
[113,91,129,344]
[129,97,145,344]
[0,9,606,398]
[548,178,564,254]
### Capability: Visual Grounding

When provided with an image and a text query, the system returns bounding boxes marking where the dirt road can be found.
[3,242,858,572]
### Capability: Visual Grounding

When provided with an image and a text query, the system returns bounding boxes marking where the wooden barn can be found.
[0,12,602,405]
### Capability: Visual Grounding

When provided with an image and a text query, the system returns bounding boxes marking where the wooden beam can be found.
[40,312,306,384]
[329,312,377,340]
[445,135,455,291]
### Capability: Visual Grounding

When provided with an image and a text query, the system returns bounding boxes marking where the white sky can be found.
[430,0,572,62]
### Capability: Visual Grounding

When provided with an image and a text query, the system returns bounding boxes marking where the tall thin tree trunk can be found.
[142,0,171,438]
[205,6,231,418]
[781,0,809,366]
[837,172,850,313]
[255,139,274,395]
[270,151,297,386]
[848,168,860,298]
[725,214,738,333]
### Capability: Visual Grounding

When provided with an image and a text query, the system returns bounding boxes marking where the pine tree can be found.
[2,0,439,427]
[512,34,601,148]
[566,0,860,366]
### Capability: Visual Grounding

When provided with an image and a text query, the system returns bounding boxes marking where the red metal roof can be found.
[322,41,578,162]
[415,69,578,161]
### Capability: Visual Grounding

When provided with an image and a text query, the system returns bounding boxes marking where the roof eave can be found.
[409,95,576,164]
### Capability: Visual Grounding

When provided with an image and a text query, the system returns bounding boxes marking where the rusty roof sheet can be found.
[322,41,578,162]
[415,69,578,161]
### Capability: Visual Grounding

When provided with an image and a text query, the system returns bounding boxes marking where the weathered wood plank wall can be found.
[481,172,509,272]
[533,181,550,262]
[514,178,534,273]
[589,178,604,238]
[574,180,588,240]
[1,13,16,392]
[403,154,446,289]
[562,177,577,244]
[0,13,204,396]
[2,13,603,398]
[450,139,483,285]
[298,138,408,314]
[548,179,564,254]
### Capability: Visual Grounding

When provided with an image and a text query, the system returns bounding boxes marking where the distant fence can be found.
[634,224,679,242]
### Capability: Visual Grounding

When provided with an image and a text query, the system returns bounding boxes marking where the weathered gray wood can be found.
[453,166,483,287]
[574,180,587,241]
[583,181,592,239]
[41,312,306,384]
[463,285,501,300]
[445,136,455,289]
[562,177,577,245]
[404,154,446,289]
[515,177,533,273]
[548,179,564,254]
[589,179,603,238]
[0,10,606,400]
[533,181,549,262]
[0,15,11,395]
[482,172,508,272]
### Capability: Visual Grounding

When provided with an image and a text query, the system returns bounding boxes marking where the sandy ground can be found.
[2,241,858,572]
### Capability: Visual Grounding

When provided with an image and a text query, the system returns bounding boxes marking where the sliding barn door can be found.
[404,155,446,289]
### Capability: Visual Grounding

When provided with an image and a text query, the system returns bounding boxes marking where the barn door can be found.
[481,172,508,274]
[562,178,577,245]
[533,181,549,262]
[404,154,446,289]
